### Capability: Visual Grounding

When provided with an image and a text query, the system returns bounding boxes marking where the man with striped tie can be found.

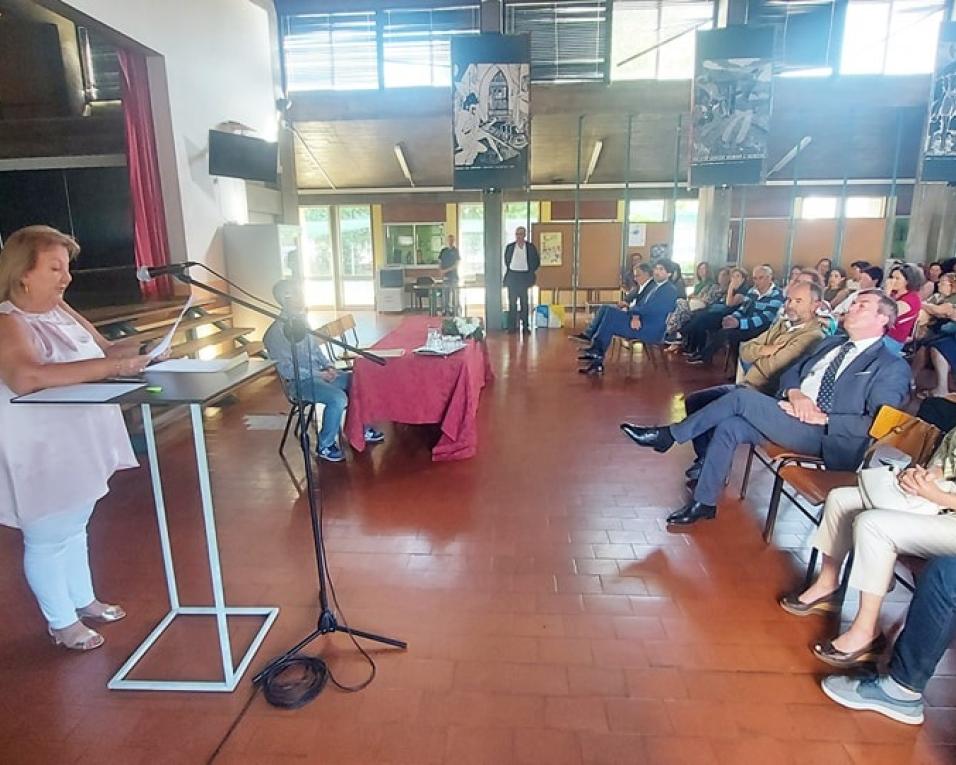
[620,290,912,527]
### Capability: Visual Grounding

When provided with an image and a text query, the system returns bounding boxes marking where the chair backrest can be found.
[867,406,942,466]
[338,313,359,345]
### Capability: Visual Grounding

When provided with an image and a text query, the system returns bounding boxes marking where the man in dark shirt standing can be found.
[439,234,461,316]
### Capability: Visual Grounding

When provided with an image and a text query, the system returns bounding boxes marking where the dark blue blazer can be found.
[629,280,679,342]
[776,335,911,470]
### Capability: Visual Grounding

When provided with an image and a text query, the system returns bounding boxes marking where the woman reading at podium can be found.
[0,226,152,651]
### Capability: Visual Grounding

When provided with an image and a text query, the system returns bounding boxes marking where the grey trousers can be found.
[670,387,825,505]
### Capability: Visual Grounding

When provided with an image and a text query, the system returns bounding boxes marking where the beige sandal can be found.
[77,601,126,623]
[49,622,104,651]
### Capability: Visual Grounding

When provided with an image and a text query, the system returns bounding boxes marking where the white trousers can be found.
[811,486,956,596]
[21,505,97,629]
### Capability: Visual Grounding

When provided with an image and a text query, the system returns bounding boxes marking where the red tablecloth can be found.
[344,316,494,461]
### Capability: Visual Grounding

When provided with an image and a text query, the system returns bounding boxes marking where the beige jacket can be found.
[737,319,826,392]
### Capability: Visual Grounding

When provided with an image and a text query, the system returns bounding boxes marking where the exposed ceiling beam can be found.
[290,125,336,189]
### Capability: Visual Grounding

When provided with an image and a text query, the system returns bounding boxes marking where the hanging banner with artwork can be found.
[923,23,956,182]
[540,232,562,266]
[452,34,531,190]
[690,26,775,187]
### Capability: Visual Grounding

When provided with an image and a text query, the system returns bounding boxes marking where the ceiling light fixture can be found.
[585,140,603,184]
[394,143,414,187]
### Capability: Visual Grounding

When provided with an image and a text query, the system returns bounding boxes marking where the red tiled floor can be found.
[1,319,954,763]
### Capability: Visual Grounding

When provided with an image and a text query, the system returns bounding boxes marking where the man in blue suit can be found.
[621,290,912,526]
[578,259,680,375]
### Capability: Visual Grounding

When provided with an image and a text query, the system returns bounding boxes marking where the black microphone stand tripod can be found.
[168,271,407,696]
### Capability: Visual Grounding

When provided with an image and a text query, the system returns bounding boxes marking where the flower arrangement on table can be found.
[442,317,485,342]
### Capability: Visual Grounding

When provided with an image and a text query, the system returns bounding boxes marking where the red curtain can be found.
[118,49,173,300]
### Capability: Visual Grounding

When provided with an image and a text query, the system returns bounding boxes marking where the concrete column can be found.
[905,184,956,264]
[695,186,732,269]
[483,190,504,330]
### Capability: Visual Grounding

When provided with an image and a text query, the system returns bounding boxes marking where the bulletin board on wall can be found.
[532,222,673,289]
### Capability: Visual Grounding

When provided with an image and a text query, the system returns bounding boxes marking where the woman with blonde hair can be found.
[0,226,152,651]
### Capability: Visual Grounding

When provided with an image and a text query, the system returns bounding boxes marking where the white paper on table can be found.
[148,296,194,360]
[148,353,248,373]
[13,382,145,403]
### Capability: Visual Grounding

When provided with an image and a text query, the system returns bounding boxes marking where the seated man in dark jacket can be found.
[572,262,655,343]
[621,290,911,526]
[578,260,681,375]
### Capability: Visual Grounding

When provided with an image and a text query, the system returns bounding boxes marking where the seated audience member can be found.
[263,280,384,462]
[681,281,826,480]
[787,265,802,285]
[578,260,680,375]
[824,268,849,307]
[680,267,749,355]
[686,265,783,365]
[815,257,833,282]
[923,335,956,398]
[916,272,956,339]
[621,252,644,291]
[664,263,719,344]
[780,429,956,670]
[884,264,925,354]
[846,260,871,292]
[820,555,956,726]
[833,265,883,316]
[670,262,688,299]
[920,261,943,301]
[572,263,654,343]
[620,291,910,526]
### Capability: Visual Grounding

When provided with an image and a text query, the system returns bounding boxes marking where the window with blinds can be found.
[504,1,609,82]
[283,12,378,91]
[383,5,480,87]
[611,1,713,81]
[77,26,122,102]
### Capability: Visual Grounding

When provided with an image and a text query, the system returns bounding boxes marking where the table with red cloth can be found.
[343,315,494,461]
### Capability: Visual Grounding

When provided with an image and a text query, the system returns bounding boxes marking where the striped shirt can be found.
[732,285,785,332]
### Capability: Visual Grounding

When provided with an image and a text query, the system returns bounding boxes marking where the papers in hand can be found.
[13,382,145,403]
[148,296,194,360]
[148,353,249,373]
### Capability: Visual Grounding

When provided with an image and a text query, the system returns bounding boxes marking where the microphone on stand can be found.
[136,262,199,282]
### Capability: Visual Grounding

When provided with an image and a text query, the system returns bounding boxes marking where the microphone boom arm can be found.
[171,272,387,366]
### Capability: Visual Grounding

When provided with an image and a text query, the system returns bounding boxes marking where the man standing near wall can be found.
[503,226,540,334]
[439,234,461,316]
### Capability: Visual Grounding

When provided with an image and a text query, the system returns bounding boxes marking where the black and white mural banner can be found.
[923,23,956,182]
[451,34,530,190]
[690,26,775,187]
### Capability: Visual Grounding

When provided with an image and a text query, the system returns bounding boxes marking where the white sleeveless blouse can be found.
[0,301,138,528]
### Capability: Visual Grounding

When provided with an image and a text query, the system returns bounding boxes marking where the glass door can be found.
[336,205,374,307]
[299,206,335,307]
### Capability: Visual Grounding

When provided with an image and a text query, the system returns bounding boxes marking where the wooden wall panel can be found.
[382,202,446,223]
[741,219,788,274]
[532,222,623,289]
[842,219,886,266]
[792,219,837,269]
[626,222,673,263]
[550,200,619,221]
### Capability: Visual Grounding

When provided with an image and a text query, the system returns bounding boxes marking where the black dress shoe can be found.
[578,351,601,361]
[579,361,604,375]
[569,332,591,343]
[685,478,698,491]
[685,355,707,366]
[666,501,717,526]
[684,460,702,480]
[619,423,674,452]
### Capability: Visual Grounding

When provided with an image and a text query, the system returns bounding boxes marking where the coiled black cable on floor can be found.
[257,654,330,709]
